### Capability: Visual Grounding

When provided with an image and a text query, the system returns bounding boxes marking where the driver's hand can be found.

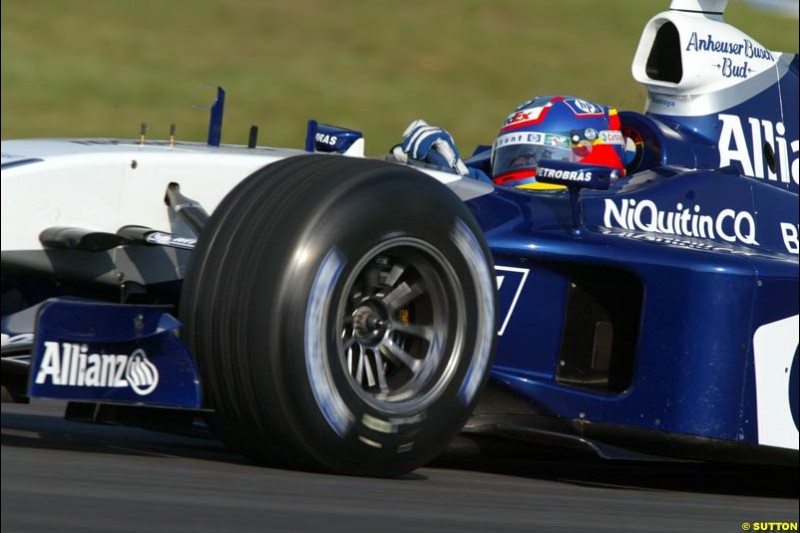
[391,119,469,175]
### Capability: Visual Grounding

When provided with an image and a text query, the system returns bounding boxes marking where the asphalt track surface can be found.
[2,400,798,533]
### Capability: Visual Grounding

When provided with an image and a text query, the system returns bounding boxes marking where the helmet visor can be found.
[492,132,573,177]
[492,129,625,178]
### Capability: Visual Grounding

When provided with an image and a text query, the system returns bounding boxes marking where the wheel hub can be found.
[352,304,389,347]
[336,239,467,413]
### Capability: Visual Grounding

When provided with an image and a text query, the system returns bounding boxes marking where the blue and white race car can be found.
[1,0,797,475]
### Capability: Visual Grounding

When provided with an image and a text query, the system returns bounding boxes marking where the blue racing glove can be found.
[391,119,469,175]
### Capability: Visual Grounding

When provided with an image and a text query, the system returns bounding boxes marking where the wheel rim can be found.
[335,237,466,414]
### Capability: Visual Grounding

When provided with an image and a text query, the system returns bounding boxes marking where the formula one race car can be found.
[1,0,797,476]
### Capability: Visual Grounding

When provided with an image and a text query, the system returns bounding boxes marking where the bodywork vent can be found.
[646,22,683,83]
[556,268,643,394]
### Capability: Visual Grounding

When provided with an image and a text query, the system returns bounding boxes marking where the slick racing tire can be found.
[180,155,496,477]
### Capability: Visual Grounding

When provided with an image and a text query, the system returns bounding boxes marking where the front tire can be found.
[180,155,496,476]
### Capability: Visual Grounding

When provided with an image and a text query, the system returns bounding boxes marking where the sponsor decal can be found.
[684,32,774,80]
[537,166,593,183]
[650,97,676,108]
[685,32,775,62]
[603,199,759,246]
[494,132,570,150]
[596,227,791,260]
[495,266,529,336]
[315,133,338,146]
[563,99,604,117]
[494,132,545,148]
[713,57,754,79]
[34,342,159,396]
[718,114,799,185]
[145,232,196,250]
[780,223,799,255]
[598,130,625,145]
[502,104,550,130]
[545,134,570,147]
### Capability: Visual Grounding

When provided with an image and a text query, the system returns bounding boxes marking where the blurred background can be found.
[2,0,798,156]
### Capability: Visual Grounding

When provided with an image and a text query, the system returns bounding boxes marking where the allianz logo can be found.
[35,341,159,396]
[718,114,799,186]
[603,199,759,246]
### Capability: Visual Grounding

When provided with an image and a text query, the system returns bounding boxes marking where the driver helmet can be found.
[491,95,626,189]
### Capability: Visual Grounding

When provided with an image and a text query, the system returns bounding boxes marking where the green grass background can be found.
[2,1,798,155]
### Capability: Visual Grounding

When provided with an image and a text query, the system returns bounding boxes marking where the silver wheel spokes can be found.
[341,252,446,403]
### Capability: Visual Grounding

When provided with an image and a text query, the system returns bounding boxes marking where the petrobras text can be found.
[603,199,759,246]
[315,133,338,146]
[537,167,592,183]
[718,114,799,185]
[34,341,159,396]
